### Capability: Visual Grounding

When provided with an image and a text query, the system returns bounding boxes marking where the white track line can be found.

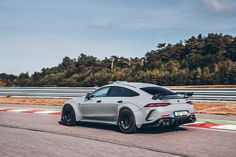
[183,125,236,133]
[184,122,205,125]
[211,125,236,130]
[8,109,29,112]
[34,111,59,114]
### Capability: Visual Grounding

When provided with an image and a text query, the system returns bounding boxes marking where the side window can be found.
[108,86,139,97]
[91,87,110,98]
[124,88,140,97]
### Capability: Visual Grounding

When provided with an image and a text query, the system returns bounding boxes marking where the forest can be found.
[0,33,236,87]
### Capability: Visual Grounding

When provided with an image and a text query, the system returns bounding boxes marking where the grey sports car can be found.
[60,82,196,133]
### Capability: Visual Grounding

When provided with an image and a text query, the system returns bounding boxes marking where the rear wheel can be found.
[61,105,76,126]
[118,108,136,133]
[169,122,180,130]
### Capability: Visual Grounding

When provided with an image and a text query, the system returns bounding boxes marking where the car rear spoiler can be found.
[175,92,193,97]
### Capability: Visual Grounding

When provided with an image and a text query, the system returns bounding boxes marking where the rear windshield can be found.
[140,87,174,95]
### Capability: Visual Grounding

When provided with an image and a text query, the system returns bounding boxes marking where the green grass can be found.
[198,118,236,125]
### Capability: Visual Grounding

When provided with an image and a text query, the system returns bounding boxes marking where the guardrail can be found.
[171,88,236,101]
[0,87,235,101]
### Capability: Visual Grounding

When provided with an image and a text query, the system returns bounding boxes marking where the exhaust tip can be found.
[189,116,197,123]
[160,119,171,127]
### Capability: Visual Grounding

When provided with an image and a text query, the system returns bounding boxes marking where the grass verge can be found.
[194,102,236,116]
[0,97,68,106]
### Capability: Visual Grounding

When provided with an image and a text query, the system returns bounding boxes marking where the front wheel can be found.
[118,108,136,133]
[60,104,76,126]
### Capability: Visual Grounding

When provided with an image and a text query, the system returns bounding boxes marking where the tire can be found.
[169,123,180,130]
[118,108,136,133]
[60,104,76,126]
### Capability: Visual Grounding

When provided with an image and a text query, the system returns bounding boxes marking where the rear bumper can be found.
[141,114,196,128]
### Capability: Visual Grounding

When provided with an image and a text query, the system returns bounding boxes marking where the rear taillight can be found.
[144,103,171,107]
[186,101,193,105]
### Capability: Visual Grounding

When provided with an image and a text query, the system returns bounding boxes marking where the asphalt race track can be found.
[0,105,236,157]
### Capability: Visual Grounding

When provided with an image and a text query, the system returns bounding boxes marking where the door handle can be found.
[97,100,102,103]
[117,100,123,103]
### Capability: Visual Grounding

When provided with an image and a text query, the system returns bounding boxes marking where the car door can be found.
[105,86,140,121]
[80,86,116,121]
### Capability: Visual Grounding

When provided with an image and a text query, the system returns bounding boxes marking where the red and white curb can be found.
[1,108,236,131]
[184,122,236,131]
[0,108,61,115]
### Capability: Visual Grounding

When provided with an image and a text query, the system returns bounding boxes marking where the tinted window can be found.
[91,87,110,97]
[140,87,174,95]
[107,86,139,97]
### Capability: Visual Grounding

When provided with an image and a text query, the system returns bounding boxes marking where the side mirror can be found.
[86,93,91,100]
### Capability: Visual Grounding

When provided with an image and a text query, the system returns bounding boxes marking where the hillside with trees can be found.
[1,33,236,87]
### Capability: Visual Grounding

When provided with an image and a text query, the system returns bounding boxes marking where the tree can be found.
[1,33,235,87]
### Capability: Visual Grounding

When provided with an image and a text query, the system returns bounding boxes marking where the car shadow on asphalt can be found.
[75,122,119,131]
[69,121,188,134]
[137,127,188,134]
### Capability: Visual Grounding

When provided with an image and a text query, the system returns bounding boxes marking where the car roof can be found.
[106,82,159,89]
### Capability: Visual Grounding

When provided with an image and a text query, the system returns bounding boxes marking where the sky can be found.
[0,0,236,75]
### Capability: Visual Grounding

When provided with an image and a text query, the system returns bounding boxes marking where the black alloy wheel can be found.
[61,105,76,126]
[118,108,136,133]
